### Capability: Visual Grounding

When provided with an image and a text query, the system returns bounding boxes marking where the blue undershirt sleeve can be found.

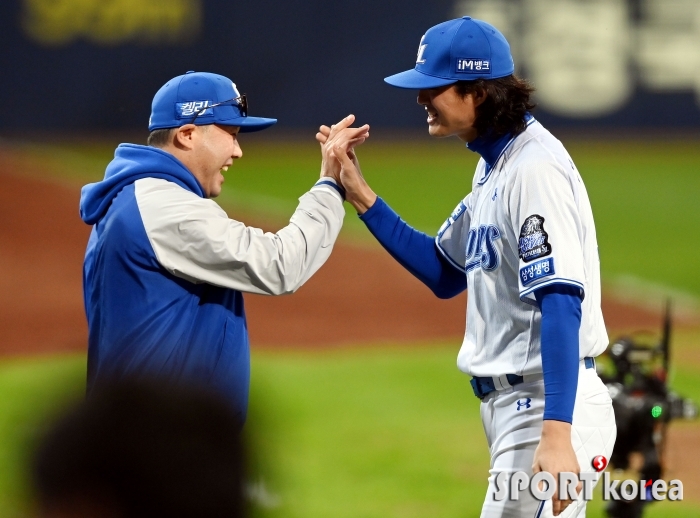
[534,283,582,423]
[359,197,467,299]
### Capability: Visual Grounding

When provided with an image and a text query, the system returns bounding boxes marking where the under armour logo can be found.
[492,188,498,201]
[516,398,531,411]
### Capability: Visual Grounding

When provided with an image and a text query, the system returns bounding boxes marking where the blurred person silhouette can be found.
[32,378,248,518]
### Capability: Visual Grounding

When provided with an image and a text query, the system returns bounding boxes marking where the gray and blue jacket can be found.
[80,144,344,420]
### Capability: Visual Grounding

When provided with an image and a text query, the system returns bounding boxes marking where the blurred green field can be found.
[11,134,700,298]
[1,333,699,517]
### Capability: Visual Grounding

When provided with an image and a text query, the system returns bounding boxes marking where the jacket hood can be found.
[80,144,204,225]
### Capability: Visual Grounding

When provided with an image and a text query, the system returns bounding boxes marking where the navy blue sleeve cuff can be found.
[314,179,346,200]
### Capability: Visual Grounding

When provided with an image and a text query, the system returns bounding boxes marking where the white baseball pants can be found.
[478,361,617,517]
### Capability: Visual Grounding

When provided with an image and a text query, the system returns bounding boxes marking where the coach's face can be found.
[417,85,484,142]
[189,124,242,198]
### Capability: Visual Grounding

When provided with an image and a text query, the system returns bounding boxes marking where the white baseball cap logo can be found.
[416,35,427,64]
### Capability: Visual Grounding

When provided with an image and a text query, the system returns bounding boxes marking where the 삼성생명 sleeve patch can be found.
[518,214,551,263]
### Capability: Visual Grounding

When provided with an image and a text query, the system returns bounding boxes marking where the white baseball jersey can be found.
[436,118,608,377]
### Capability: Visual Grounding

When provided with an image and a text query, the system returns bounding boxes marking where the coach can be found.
[80,71,367,422]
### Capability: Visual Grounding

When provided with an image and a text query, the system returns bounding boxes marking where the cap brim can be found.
[218,116,278,133]
[384,69,458,89]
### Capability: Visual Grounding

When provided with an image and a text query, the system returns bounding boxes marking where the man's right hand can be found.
[317,115,369,184]
[331,138,377,215]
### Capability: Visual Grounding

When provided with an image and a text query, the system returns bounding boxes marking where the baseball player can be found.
[80,71,368,423]
[319,17,616,517]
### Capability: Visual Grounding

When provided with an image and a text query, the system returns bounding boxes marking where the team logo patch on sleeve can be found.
[518,214,551,263]
[520,258,555,286]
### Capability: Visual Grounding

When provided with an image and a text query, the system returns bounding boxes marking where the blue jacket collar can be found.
[80,144,204,225]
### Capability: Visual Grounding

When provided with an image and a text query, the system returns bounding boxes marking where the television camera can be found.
[599,302,697,518]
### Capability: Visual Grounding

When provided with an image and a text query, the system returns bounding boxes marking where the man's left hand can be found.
[532,420,581,516]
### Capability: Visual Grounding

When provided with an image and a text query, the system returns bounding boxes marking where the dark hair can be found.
[454,74,536,138]
[33,379,247,517]
[146,128,176,148]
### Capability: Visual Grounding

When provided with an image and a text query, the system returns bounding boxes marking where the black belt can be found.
[470,357,596,399]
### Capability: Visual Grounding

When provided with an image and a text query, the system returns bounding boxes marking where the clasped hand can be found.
[316,114,377,214]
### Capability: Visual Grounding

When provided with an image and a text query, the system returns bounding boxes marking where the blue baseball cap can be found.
[148,71,277,132]
[384,17,514,89]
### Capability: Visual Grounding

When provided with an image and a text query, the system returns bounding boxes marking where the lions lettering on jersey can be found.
[465,225,501,273]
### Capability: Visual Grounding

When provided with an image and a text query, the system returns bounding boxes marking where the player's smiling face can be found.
[191,124,242,198]
[417,85,485,142]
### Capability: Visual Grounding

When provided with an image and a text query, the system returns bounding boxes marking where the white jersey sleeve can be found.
[136,178,345,295]
[435,193,472,271]
[508,161,586,303]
